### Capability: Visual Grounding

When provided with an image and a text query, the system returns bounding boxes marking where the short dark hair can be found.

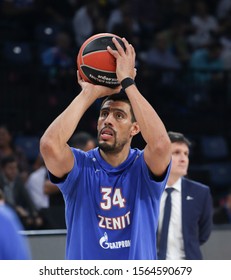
[168,131,191,147]
[1,155,17,168]
[100,90,136,122]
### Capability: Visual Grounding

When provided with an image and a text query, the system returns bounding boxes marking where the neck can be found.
[167,174,181,186]
[99,147,130,167]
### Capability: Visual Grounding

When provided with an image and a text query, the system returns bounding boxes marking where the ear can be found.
[130,122,140,137]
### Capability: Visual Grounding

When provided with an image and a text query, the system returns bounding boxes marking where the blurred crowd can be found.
[1,0,231,229]
[0,124,96,230]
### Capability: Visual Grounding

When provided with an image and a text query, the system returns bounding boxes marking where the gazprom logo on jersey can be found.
[99,232,131,250]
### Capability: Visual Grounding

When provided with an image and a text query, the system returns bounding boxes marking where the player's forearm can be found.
[125,84,171,174]
[125,85,169,146]
[41,89,97,147]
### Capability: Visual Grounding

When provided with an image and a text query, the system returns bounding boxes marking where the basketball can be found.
[77,33,125,88]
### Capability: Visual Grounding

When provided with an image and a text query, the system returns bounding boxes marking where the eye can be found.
[116,112,124,119]
[100,111,108,118]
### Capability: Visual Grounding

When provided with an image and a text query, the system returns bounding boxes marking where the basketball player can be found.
[40,37,172,259]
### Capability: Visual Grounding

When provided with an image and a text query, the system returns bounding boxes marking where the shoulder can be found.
[72,147,96,162]
[182,177,210,191]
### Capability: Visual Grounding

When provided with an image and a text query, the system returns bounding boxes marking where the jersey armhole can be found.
[48,170,68,184]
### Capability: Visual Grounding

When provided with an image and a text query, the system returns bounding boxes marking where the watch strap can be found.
[121,77,135,90]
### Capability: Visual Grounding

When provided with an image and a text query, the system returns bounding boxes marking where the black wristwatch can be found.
[121,77,135,90]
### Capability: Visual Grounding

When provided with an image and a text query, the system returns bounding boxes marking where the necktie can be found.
[158,188,174,260]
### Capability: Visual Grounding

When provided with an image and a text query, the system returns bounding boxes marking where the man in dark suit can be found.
[157,131,213,260]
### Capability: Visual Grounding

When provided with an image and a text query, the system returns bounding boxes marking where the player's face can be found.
[97,100,137,153]
[170,142,189,178]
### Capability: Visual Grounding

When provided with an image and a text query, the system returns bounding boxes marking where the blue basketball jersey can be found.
[53,147,171,260]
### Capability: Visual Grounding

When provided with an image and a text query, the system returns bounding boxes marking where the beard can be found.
[98,141,117,153]
[98,133,128,154]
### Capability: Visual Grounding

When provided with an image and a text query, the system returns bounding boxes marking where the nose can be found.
[104,112,114,125]
[181,154,189,163]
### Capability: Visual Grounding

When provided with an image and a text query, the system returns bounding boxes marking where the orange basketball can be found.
[77,33,125,88]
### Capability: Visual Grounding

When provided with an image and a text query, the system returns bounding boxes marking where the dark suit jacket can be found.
[181,177,213,259]
[0,174,37,217]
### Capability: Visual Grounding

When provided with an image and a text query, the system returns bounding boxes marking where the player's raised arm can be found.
[108,37,172,176]
[40,72,120,178]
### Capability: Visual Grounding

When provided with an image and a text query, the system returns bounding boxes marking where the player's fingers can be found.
[130,43,135,57]
[107,45,119,59]
[112,37,126,55]
[121,38,134,55]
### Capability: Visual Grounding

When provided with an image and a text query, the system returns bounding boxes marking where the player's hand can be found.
[77,70,121,98]
[107,37,136,82]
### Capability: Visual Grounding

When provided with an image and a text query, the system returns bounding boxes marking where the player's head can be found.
[97,91,139,153]
[100,91,136,122]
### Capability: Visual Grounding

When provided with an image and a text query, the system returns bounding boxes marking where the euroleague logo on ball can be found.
[77,33,125,88]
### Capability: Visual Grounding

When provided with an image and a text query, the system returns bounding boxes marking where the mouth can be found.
[100,127,115,141]
[178,164,186,167]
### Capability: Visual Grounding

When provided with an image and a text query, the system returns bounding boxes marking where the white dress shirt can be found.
[158,178,186,259]
[25,166,49,210]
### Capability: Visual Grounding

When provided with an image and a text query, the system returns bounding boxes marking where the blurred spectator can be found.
[26,154,65,229]
[187,1,219,49]
[40,30,76,85]
[189,40,224,83]
[0,189,31,260]
[139,32,182,86]
[131,0,160,44]
[0,155,43,229]
[188,40,226,109]
[158,17,191,66]
[0,125,30,182]
[68,131,96,151]
[213,190,231,224]
[140,32,182,70]
[107,1,140,48]
[72,0,107,48]
[25,154,49,212]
